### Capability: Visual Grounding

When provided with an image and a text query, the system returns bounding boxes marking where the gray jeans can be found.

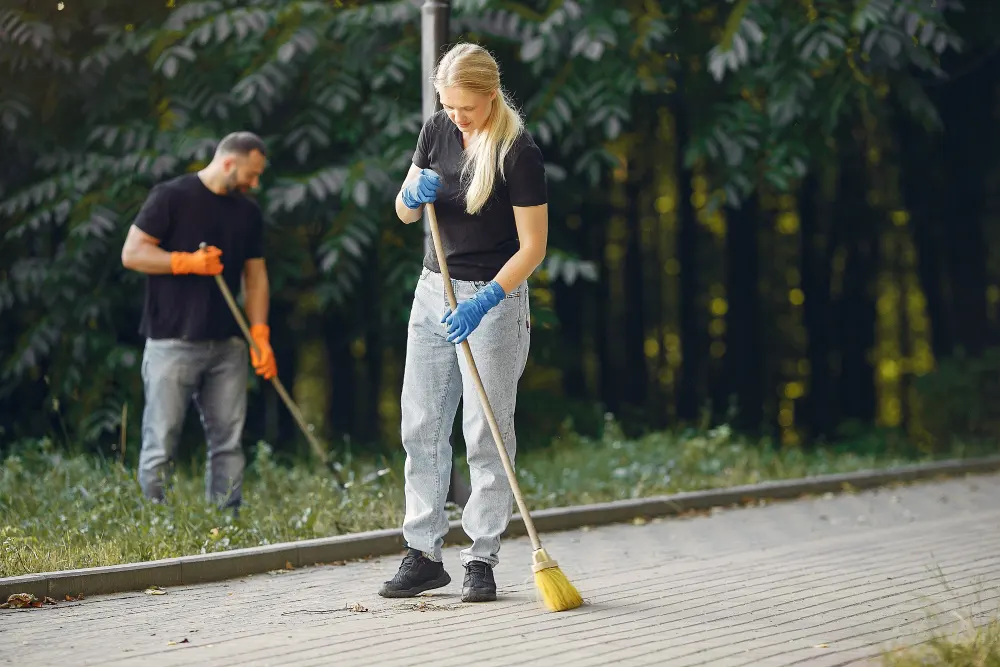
[400,267,531,568]
[138,337,248,510]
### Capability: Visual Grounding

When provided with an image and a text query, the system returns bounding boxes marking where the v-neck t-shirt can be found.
[411,109,548,282]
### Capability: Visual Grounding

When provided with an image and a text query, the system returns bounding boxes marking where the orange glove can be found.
[249,324,277,380]
[170,246,223,275]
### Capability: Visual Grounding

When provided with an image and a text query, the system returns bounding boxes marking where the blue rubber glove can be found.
[442,281,506,344]
[400,169,442,209]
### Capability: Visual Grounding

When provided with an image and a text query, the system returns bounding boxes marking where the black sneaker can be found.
[462,560,497,602]
[378,548,451,598]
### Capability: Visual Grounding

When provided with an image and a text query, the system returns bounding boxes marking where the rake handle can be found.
[199,242,330,469]
[424,203,543,552]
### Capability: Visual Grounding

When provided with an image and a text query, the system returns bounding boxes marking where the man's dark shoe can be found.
[378,548,451,598]
[462,560,497,602]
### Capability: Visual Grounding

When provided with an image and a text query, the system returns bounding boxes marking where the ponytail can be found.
[460,90,523,215]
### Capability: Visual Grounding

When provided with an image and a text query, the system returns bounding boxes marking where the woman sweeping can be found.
[378,42,548,603]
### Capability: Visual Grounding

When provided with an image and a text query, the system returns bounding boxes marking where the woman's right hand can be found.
[400,169,442,209]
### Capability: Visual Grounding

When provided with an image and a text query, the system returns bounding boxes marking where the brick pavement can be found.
[3,473,999,667]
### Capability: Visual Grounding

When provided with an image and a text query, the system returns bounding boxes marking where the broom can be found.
[424,203,583,612]
[199,242,346,488]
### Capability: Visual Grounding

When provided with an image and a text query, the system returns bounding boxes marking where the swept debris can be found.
[1,593,58,609]
[397,600,457,612]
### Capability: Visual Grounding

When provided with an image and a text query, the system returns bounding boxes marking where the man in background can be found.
[120,131,277,512]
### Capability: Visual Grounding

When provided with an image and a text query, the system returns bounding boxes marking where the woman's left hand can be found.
[442,281,506,344]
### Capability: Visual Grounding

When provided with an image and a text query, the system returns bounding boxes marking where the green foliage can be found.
[689,0,963,206]
[0,422,944,577]
[0,0,974,451]
[914,347,1000,451]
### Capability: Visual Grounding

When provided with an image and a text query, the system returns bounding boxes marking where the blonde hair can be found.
[433,42,524,216]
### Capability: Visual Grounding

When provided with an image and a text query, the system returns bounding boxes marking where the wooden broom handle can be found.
[424,203,543,552]
[199,243,332,471]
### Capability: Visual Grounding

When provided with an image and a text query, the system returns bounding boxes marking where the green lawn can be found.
[0,423,975,577]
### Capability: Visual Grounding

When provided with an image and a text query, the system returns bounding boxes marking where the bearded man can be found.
[120,131,276,512]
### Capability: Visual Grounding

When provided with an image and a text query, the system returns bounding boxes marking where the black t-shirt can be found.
[133,173,264,341]
[412,109,548,281]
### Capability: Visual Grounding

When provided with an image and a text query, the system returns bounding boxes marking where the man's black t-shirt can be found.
[133,173,264,341]
[412,109,548,282]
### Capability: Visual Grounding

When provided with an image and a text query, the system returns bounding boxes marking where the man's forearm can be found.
[243,272,270,326]
[121,243,174,274]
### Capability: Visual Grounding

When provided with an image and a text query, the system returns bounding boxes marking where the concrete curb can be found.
[3,455,999,601]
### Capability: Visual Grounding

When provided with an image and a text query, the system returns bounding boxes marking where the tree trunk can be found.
[355,245,383,447]
[552,277,587,400]
[724,193,763,433]
[324,310,356,439]
[798,170,837,439]
[833,135,878,425]
[673,89,707,423]
[592,197,620,416]
[892,105,952,360]
[623,150,649,412]
[938,62,994,355]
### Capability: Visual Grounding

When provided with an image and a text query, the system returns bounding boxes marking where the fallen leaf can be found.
[285,561,295,570]
[64,594,84,602]
[2,593,38,609]
[814,643,829,649]
[167,638,190,646]
[347,602,368,613]
[632,517,647,526]
[144,586,167,595]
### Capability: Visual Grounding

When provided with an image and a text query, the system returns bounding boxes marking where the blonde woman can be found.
[378,42,548,603]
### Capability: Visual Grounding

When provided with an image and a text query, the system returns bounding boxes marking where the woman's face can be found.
[439,86,496,133]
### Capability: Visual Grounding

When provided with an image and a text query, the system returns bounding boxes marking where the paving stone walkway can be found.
[3,473,999,667]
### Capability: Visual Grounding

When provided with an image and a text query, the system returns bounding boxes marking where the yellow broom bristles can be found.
[532,548,583,612]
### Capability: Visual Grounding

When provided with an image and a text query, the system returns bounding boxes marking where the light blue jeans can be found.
[400,267,531,568]
[138,337,248,510]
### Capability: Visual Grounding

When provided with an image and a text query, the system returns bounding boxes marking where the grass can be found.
[0,421,979,578]
[880,615,1000,666]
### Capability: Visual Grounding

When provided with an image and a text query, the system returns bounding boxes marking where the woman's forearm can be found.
[491,245,546,295]
[396,190,424,224]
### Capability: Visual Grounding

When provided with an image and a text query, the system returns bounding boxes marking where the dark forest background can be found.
[2,0,999,465]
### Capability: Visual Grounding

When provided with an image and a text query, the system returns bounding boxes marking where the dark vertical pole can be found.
[422,0,469,507]
[421,0,450,244]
